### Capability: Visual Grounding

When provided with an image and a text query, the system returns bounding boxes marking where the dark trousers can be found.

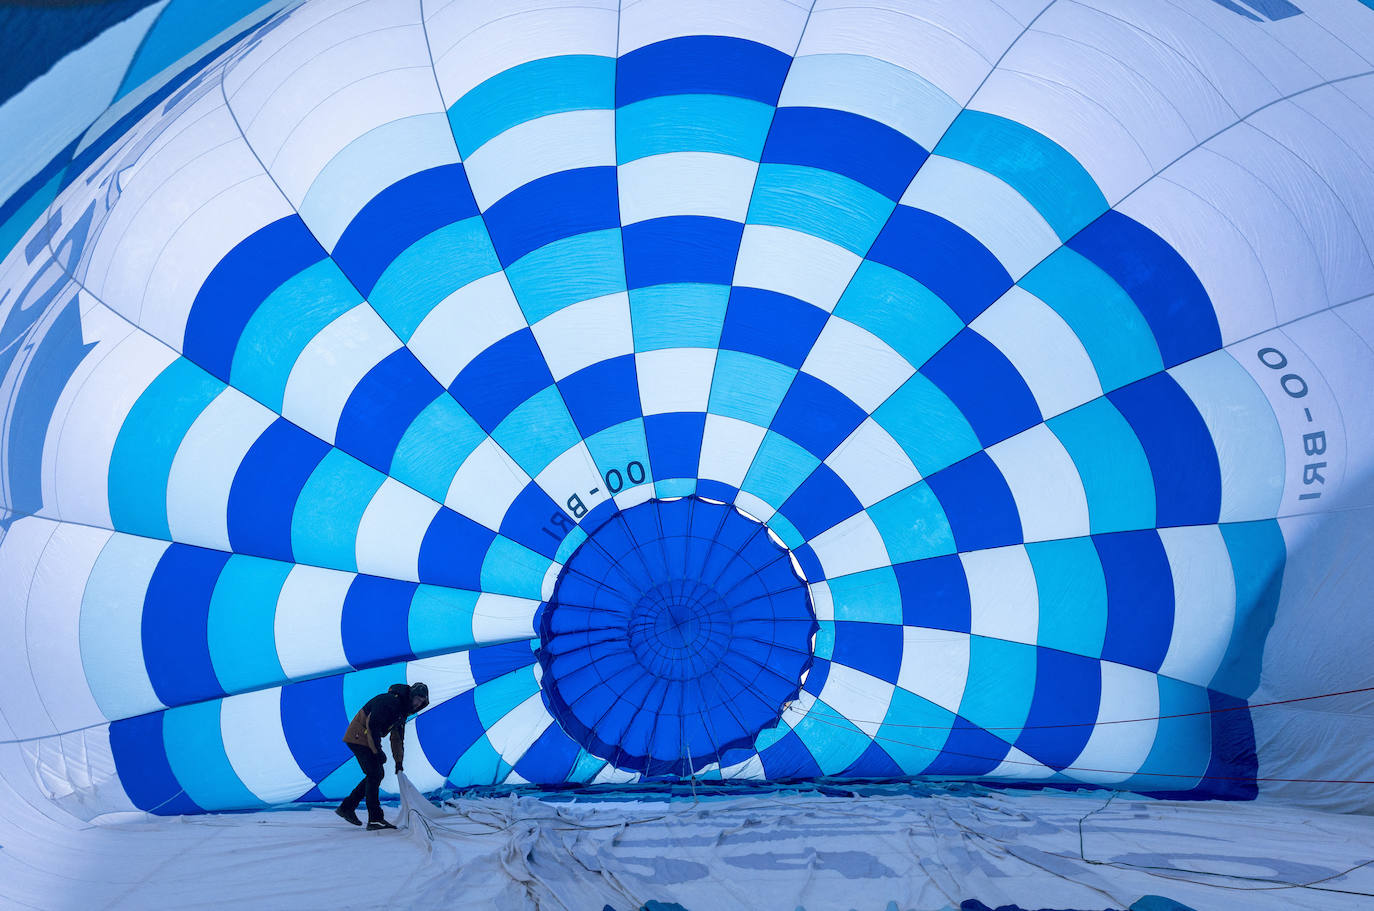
[339,743,385,822]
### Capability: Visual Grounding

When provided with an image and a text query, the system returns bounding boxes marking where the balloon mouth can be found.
[536,496,817,776]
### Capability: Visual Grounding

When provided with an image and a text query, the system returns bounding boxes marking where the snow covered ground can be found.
[4,760,1373,911]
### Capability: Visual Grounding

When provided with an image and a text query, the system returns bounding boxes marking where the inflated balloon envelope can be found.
[2,0,1374,907]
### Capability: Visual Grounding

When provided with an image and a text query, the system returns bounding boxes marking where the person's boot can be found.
[366,818,397,831]
[335,806,362,826]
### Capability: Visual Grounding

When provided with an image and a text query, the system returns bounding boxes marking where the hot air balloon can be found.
[2,1,1373,909]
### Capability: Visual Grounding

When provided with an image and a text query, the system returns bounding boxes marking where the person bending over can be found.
[335,681,429,830]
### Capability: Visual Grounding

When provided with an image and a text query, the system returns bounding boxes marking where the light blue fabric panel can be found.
[474,665,539,728]
[782,53,958,147]
[584,418,652,485]
[108,357,224,539]
[206,555,291,694]
[480,537,549,600]
[1127,676,1211,793]
[232,259,361,410]
[367,218,500,341]
[747,163,893,254]
[289,449,385,571]
[162,700,263,811]
[504,229,626,323]
[408,586,479,656]
[959,636,1037,734]
[791,698,869,773]
[879,687,957,774]
[389,395,486,503]
[707,349,796,426]
[615,94,773,162]
[1048,398,1156,534]
[867,483,956,563]
[448,735,512,785]
[448,55,615,155]
[1212,520,1286,697]
[765,510,804,550]
[630,283,730,350]
[834,261,963,370]
[80,534,169,721]
[872,374,981,476]
[828,567,903,624]
[1027,538,1109,660]
[491,386,581,476]
[740,431,820,508]
[1020,249,1163,394]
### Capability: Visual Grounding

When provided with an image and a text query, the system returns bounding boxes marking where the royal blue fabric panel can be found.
[110,712,203,815]
[757,729,824,779]
[615,35,791,106]
[802,656,830,696]
[227,419,330,561]
[184,216,325,381]
[867,207,1012,323]
[1200,690,1259,800]
[499,483,565,559]
[762,107,927,200]
[842,740,905,778]
[832,621,901,684]
[331,163,479,294]
[1014,649,1100,771]
[895,555,971,631]
[417,510,495,589]
[770,371,867,459]
[281,673,350,781]
[470,640,535,686]
[1068,211,1221,367]
[780,464,863,540]
[142,544,230,707]
[925,452,1023,552]
[792,542,825,583]
[449,329,555,431]
[341,574,417,669]
[1108,372,1221,527]
[334,349,443,473]
[645,411,706,481]
[558,355,641,437]
[512,723,582,782]
[923,718,1008,776]
[719,288,827,368]
[1094,530,1174,673]
[922,330,1041,447]
[622,215,743,288]
[483,167,620,266]
[415,689,484,775]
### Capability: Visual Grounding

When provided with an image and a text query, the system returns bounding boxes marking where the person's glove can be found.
[375,750,386,764]
[395,763,404,774]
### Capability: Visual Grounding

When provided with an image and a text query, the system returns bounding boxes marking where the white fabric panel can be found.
[1170,351,1284,524]
[801,317,914,413]
[902,157,1060,280]
[987,745,1055,781]
[733,490,776,524]
[446,437,532,530]
[486,692,554,765]
[470,594,540,645]
[618,0,808,54]
[815,664,893,738]
[617,153,757,224]
[531,292,632,380]
[698,414,768,487]
[48,326,176,528]
[780,53,958,150]
[825,419,920,509]
[961,546,1038,647]
[986,425,1089,544]
[532,442,609,516]
[273,565,353,679]
[78,531,167,722]
[1157,526,1237,688]
[409,650,476,706]
[408,272,527,382]
[897,628,970,716]
[613,479,657,512]
[465,110,614,209]
[428,0,617,106]
[801,1,1030,107]
[166,389,277,552]
[25,725,135,818]
[1070,661,1159,786]
[27,524,109,735]
[636,348,715,415]
[970,287,1100,420]
[807,581,834,623]
[354,479,441,581]
[733,225,861,312]
[806,511,890,577]
[220,689,314,805]
[300,113,461,249]
[281,304,401,443]
[0,518,60,738]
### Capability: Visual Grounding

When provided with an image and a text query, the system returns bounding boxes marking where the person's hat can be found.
[410,681,429,709]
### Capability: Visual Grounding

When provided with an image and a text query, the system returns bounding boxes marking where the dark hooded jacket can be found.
[342,684,415,766]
